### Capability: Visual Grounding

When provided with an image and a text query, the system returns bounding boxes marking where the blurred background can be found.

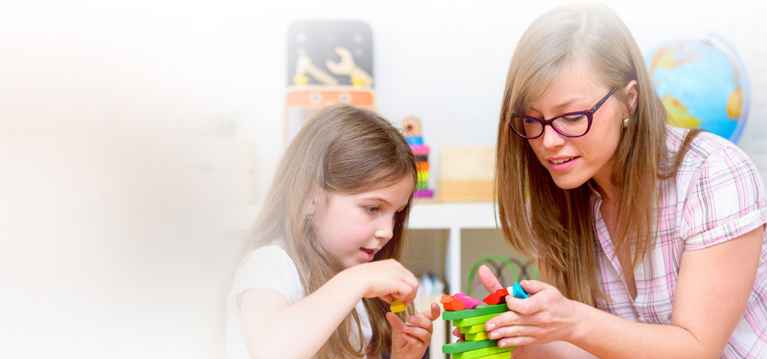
[0,0,764,358]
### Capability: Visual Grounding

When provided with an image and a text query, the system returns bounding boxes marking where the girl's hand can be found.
[387,302,441,359]
[478,265,579,348]
[343,259,419,305]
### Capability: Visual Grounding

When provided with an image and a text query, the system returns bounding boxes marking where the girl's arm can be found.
[485,226,763,359]
[239,259,419,359]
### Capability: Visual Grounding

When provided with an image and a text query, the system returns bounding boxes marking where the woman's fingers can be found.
[478,265,505,292]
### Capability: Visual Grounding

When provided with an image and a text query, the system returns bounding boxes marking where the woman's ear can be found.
[624,80,639,115]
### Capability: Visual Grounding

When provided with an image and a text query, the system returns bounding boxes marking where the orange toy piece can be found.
[483,288,510,305]
[440,295,467,311]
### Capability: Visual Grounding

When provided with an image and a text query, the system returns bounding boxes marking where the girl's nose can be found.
[375,216,394,241]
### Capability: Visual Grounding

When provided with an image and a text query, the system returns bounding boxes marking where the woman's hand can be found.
[387,302,441,359]
[478,265,581,348]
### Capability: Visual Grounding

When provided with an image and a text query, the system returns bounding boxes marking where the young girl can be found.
[227,104,441,359]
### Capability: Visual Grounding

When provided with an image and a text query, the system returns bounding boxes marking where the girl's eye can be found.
[365,206,380,213]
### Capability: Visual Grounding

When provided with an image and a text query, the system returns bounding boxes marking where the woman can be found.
[476,3,767,358]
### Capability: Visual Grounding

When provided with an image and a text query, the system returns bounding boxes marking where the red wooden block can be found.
[482,288,510,305]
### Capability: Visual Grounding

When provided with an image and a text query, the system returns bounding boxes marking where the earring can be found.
[623,118,629,127]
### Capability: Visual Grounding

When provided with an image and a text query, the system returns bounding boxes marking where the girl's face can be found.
[311,175,414,269]
[525,62,629,193]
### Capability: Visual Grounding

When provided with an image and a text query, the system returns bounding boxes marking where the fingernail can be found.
[486,323,496,331]
[489,331,499,339]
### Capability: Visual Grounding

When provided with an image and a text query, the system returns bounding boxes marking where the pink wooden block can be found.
[454,292,481,309]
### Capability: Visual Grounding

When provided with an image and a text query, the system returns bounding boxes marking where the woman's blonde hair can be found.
[496,3,699,305]
[241,104,417,358]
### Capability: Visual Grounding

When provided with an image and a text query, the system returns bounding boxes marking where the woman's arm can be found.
[487,226,763,359]
[239,259,419,359]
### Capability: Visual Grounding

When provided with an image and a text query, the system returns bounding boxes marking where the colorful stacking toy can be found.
[401,116,434,198]
[440,283,530,358]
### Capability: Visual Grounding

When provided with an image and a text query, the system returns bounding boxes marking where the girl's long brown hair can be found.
[240,104,417,358]
[495,3,700,306]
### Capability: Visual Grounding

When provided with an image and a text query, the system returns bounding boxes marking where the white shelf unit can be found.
[408,202,499,309]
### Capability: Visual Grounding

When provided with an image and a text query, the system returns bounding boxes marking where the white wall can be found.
[1,0,764,358]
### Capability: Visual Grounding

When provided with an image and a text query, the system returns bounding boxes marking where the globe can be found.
[644,35,750,143]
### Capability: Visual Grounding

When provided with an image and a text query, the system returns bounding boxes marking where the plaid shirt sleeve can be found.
[680,145,767,251]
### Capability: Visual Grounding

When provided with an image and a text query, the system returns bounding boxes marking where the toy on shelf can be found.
[439,146,496,202]
[401,116,434,199]
[440,283,530,358]
[285,20,376,147]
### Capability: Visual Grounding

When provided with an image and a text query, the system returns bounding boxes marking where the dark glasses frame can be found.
[509,87,619,139]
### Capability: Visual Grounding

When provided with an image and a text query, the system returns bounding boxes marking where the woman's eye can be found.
[561,114,586,122]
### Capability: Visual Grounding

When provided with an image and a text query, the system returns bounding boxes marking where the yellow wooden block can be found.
[465,331,489,341]
[390,299,407,313]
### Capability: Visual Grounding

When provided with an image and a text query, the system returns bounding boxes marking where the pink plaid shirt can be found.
[592,126,767,358]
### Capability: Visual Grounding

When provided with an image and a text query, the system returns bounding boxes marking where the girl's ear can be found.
[624,80,639,115]
[306,196,317,216]
[305,188,323,216]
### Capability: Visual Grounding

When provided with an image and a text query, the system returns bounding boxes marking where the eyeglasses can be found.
[509,87,618,139]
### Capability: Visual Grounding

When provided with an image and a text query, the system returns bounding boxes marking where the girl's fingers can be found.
[386,312,405,332]
[420,302,441,321]
[407,314,433,333]
[402,324,431,344]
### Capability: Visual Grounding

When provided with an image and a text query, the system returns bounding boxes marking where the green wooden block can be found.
[442,339,497,354]
[452,345,513,359]
[459,324,486,334]
[465,332,489,341]
[442,304,508,320]
[453,312,502,327]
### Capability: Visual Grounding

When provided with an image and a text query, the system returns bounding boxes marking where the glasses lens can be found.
[510,116,542,138]
[552,113,589,137]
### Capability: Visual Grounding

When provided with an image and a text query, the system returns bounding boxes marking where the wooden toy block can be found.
[402,116,422,136]
[411,145,430,156]
[439,146,495,201]
[465,331,489,341]
[469,350,512,359]
[390,299,406,313]
[405,136,424,145]
[452,345,513,359]
[453,312,503,327]
[459,324,487,334]
[483,288,509,305]
[440,146,496,181]
[441,295,467,311]
[442,304,508,320]
[441,339,498,354]
[512,282,529,299]
[455,293,482,309]
[439,180,495,202]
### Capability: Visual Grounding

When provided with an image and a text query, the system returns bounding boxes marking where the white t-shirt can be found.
[226,242,372,359]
